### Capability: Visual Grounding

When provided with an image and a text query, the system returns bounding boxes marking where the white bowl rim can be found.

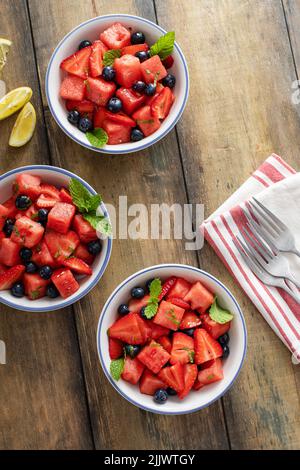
[0,164,113,312]
[46,13,190,154]
[97,263,247,415]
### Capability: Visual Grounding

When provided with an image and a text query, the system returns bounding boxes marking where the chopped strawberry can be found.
[59,188,73,204]
[162,55,174,69]
[0,263,7,275]
[74,243,95,265]
[62,256,92,276]
[85,77,116,106]
[104,110,136,127]
[121,43,149,56]
[15,174,41,200]
[51,268,79,299]
[66,99,95,115]
[23,273,50,300]
[147,321,170,340]
[121,356,145,385]
[100,23,131,50]
[72,214,97,243]
[137,340,170,374]
[197,358,224,385]
[179,311,201,330]
[39,184,60,200]
[157,335,172,353]
[200,312,231,339]
[139,369,167,396]
[132,105,161,137]
[170,332,194,365]
[151,87,174,120]
[109,337,123,360]
[89,40,108,78]
[36,195,58,209]
[166,278,191,300]
[10,216,44,248]
[193,377,205,391]
[128,294,150,313]
[0,204,9,231]
[47,202,76,234]
[158,362,185,393]
[135,315,152,343]
[0,265,25,290]
[93,107,107,128]
[153,300,185,331]
[178,364,198,399]
[31,241,56,268]
[60,75,86,101]
[159,276,177,301]
[44,230,80,263]
[194,329,223,365]
[0,239,21,266]
[184,281,214,313]
[168,297,190,310]
[108,313,145,345]
[60,46,92,78]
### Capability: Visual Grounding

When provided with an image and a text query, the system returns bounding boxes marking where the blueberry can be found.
[144,83,156,96]
[46,284,59,299]
[38,208,48,223]
[184,328,195,337]
[118,304,130,315]
[132,81,146,93]
[135,51,149,62]
[154,388,168,404]
[15,194,32,210]
[102,66,116,82]
[107,97,122,113]
[78,40,92,50]
[25,261,38,274]
[11,282,24,298]
[67,109,80,125]
[39,265,53,280]
[218,333,230,346]
[167,387,177,396]
[87,240,101,255]
[131,286,145,299]
[19,247,32,262]
[131,31,145,45]
[140,306,147,319]
[130,127,144,142]
[222,344,230,359]
[3,219,14,237]
[146,278,155,293]
[162,73,176,89]
[78,117,93,133]
[124,344,140,358]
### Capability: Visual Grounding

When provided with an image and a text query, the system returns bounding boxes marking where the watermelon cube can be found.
[140,55,168,84]
[44,230,80,262]
[2,196,18,219]
[93,107,107,128]
[0,263,7,276]
[166,277,191,300]
[121,43,149,56]
[60,75,86,101]
[72,214,97,243]
[31,241,56,267]
[184,281,214,313]
[116,87,146,115]
[102,120,131,145]
[10,216,44,248]
[153,300,185,331]
[114,55,142,88]
[100,22,131,50]
[121,356,145,385]
[0,265,25,290]
[108,313,145,345]
[156,335,172,353]
[51,268,79,299]
[200,312,231,339]
[132,105,161,137]
[23,273,51,300]
[0,204,9,231]
[85,77,116,106]
[170,332,194,365]
[139,369,167,395]
[137,340,170,374]
[15,174,41,200]
[197,358,224,385]
[47,202,76,234]
[147,321,170,340]
[0,238,21,266]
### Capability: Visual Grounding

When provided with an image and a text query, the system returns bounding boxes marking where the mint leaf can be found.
[69,178,93,213]
[150,31,175,60]
[144,278,162,319]
[83,212,112,236]
[103,49,121,67]
[110,358,124,381]
[209,298,234,324]
[86,128,108,149]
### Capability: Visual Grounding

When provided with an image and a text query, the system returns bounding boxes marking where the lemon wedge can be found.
[9,102,36,147]
[0,38,12,73]
[0,86,32,120]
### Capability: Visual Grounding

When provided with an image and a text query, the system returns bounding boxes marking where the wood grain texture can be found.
[0,0,93,450]
[28,0,229,450]
[155,0,300,450]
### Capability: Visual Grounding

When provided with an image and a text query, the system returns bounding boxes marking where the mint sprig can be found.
[86,128,108,149]
[209,298,234,324]
[110,358,124,381]
[103,49,121,67]
[144,278,162,319]
[150,31,175,61]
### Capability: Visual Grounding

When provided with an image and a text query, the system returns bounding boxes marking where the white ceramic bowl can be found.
[0,165,112,312]
[46,14,189,154]
[97,264,247,415]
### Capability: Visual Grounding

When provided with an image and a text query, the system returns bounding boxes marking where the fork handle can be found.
[280,281,300,304]
[291,247,300,258]
[286,272,300,289]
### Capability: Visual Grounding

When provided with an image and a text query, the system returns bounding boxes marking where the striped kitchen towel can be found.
[201,154,300,363]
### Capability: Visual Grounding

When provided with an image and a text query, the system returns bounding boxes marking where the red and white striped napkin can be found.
[201,154,300,363]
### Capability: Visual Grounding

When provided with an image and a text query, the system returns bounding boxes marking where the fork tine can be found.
[252,196,286,231]
[247,216,279,253]
[249,201,280,236]
[233,237,267,278]
[238,230,270,268]
[243,225,273,260]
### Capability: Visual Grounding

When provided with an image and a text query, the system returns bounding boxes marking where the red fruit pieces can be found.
[36,195,58,209]
[151,87,174,120]
[60,46,92,78]
[59,188,73,204]
[85,77,116,106]
[66,99,95,114]
[147,321,170,340]
[51,268,80,299]
[121,43,148,56]
[60,75,86,101]
[100,23,131,50]
[184,281,214,313]
[0,239,21,266]
[139,369,167,396]
[74,243,95,265]
[2,196,18,219]
[47,202,76,234]
[121,356,145,385]
[23,273,50,300]
[109,337,123,360]
[168,297,190,310]
[0,263,7,275]
[170,332,194,365]
[201,313,231,339]
[166,277,191,300]
[153,300,185,331]
[159,276,177,301]
[93,107,107,128]
[62,256,92,276]
[179,311,201,330]
[158,362,185,393]
[108,313,145,345]
[15,173,41,200]
[178,364,198,400]
[89,40,107,78]
[114,54,142,88]
[157,335,172,353]
[31,241,56,268]
[104,110,136,127]
[102,120,131,145]
[140,55,167,84]
[44,230,80,263]
[116,88,146,115]
[132,105,161,137]
[194,329,223,365]
[39,184,60,200]
[138,340,170,374]
[0,265,25,290]
[197,358,224,385]
[162,55,174,69]
[128,294,150,313]
[0,204,9,230]
[10,216,44,248]
[73,214,97,243]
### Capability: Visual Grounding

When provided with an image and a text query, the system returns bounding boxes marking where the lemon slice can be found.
[0,38,12,73]
[9,102,36,147]
[0,86,32,120]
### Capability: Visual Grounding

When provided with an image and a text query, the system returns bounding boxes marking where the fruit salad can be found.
[59,23,176,147]
[0,173,110,301]
[108,276,233,404]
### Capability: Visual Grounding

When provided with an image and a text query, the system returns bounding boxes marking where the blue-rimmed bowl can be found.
[97,264,247,415]
[0,165,112,312]
[46,14,189,154]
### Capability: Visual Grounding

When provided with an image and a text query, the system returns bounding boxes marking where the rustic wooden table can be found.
[0,0,300,450]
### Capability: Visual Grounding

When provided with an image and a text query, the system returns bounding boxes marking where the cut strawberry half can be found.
[184,281,214,313]
[139,369,167,396]
[74,243,95,265]
[0,239,21,266]
[109,337,124,360]
[62,256,92,276]
[168,297,190,310]
[194,328,223,364]
[60,46,92,78]
[128,294,150,313]
[200,312,231,339]
[121,356,145,385]
[36,195,58,209]
[170,332,194,365]
[179,311,201,330]
[158,362,185,393]
[178,364,198,399]
[72,214,97,243]
[59,188,73,204]
[147,321,170,340]
[0,265,25,290]
[39,184,60,200]
[166,278,191,300]
[108,313,145,345]
[156,335,172,353]
[121,43,149,56]
[137,340,170,374]
[44,229,80,263]
[31,241,56,268]
[159,276,177,301]
[162,55,174,69]
[197,358,224,385]
[151,87,174,120]
[51,268,79,299]
[89,40,107,78]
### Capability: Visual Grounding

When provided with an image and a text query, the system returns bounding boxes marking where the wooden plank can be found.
[28,0,229,450]
[155,0,300,449]
[0,0,93,449]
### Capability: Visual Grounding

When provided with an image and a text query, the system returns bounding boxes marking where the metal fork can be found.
[248,197,300,257]
[233,237,300,304]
